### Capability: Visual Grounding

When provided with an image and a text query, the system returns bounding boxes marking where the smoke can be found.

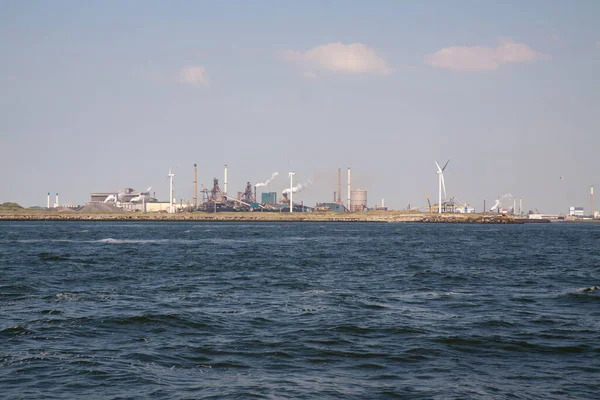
[255,172,279,187]
[104,194,117,204]
[489,199,501,211]
[282,179,312,195]
[490,193,513,211]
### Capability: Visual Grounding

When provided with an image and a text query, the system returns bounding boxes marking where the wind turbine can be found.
[289,172,295,213]
[168,168,175,214]
[435,160,450,214]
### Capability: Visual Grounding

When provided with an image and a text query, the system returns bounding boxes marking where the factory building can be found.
[569,206,585,217]
[90,188,156,204]
[261,192,277,204]
[315,203,345,212]
[350,189,367,212]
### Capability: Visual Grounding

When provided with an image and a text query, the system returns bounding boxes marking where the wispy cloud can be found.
[178,66,209,86]
[282,42,391,76]
[425,38,547,72]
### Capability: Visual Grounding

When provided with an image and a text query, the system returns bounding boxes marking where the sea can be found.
[1,221,599,399]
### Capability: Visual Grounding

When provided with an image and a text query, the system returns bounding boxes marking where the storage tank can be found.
[350,189,367,212]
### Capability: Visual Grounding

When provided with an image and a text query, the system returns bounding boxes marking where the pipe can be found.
[193,163,198,208]
[224,164,228,195]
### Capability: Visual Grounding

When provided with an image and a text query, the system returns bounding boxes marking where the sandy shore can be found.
[0,210,519,224]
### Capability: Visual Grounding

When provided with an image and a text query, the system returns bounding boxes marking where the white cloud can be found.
[178,66,209,86]
[282,42,391,75]
[425,38,547,72]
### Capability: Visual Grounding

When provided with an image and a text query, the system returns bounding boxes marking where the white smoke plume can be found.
[255,172,279,187]
[282,179,312,195]
[489,199,501,211]
[104,194,117,204]
[490,193,513,211]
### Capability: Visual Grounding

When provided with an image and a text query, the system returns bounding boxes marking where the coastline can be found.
[0,210,521,224]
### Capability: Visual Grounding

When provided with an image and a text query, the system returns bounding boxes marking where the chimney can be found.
[591,186,595,217]
[193,163,198,208]
[224,164,228,195]
[347,167,351,211]
[47,192,50,209]
[519,198,523,216]
[55,193,59,208]
[337,168,341,204]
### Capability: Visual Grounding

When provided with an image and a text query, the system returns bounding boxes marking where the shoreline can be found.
[0,211,522,224]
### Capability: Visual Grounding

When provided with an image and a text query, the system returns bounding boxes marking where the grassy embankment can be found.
[0,205,516,223]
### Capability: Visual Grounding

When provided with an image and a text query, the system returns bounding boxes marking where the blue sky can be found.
[1,1,599,213]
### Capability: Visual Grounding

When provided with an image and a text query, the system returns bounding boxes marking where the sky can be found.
[1,0,599,213]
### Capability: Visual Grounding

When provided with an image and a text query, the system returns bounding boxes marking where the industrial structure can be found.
[262,192,277,204]
[350,189,368,212]
[569,206,585,217]
[591,186,594,217]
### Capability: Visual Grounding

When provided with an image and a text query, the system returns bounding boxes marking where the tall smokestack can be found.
[193,163,198,208]
[347,167,351,211]
[519,198,522,216]
[224,165,228,195]
[337,168,341,204]
[47,192,50,209]
[591,186,594,217]
[254,186,257,203]
[55,193,59,208]
[513,199,516,215]
[382,198,385,208]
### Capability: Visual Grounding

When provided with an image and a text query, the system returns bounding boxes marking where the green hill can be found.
[0,202,24,211]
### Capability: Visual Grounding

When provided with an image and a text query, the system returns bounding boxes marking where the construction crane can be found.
[425,190,433,214]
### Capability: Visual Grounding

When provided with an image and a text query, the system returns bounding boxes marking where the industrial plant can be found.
[36,161,597,222]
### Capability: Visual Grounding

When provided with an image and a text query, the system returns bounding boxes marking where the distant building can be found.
[569,206,584,217]
[350,189,367,212]
[261,192,277,204]
[316,203,344,212]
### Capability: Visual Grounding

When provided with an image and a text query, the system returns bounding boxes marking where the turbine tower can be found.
[289,172,295,213]
[435,160,449,214]
[168,168,175,214]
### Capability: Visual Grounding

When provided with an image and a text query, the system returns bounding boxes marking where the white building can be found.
[569,206,584,217]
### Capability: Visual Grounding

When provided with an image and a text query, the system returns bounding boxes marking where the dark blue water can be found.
[1,222,599,399]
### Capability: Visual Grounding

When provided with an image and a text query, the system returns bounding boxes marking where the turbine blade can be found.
[442,159,450,171]
[435,161,441,173]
